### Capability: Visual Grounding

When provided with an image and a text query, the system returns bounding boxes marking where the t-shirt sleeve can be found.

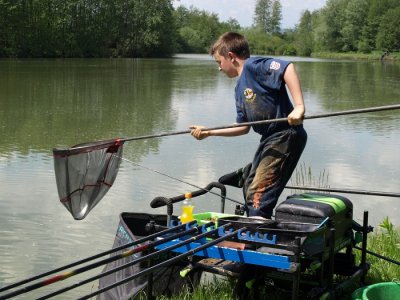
[259,58,290,90]
[236,106,247,123]
[235,85,247,123]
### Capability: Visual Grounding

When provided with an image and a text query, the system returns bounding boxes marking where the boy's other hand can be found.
[288,105,305,125]
[190,125,210,140]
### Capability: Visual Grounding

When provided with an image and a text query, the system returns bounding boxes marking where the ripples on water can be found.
[0,57,399,298]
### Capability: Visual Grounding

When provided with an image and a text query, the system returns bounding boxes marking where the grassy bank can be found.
[143,218,400,300]
[311,51,400,61]
[361,217,400,283]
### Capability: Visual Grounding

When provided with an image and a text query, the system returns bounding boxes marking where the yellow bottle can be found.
[180,193,194,223]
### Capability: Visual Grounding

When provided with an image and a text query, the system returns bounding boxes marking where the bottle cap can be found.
[184,192,192,198]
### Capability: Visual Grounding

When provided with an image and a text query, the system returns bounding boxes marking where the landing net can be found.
[53,139,123,220]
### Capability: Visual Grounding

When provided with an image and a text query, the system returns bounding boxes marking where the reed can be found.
[290,162,330,193]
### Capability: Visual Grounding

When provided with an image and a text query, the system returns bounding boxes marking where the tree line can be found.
[293,0,400,56]
[0,0,398,58]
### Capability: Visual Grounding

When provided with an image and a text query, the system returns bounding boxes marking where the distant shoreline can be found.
[310,51,399,61]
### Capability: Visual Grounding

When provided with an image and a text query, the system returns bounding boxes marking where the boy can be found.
[191,32,307,219]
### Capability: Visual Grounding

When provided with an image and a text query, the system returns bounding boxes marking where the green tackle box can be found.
[275,193,353,251]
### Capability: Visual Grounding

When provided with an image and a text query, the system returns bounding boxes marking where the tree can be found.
[340,0,369,51]
[254,0,282,34]
[221,18,241,32]
[270,0,282,33]
[254,0,272,33]
[174,6,223,53]
[319,0,347,51]
[376,7,400,51]
[295,10,314,56]
[358,0,397,53]
[0,0,177,58]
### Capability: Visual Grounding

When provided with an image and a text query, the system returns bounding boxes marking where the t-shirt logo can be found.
[270,61,281,70]
[244,88,256,102]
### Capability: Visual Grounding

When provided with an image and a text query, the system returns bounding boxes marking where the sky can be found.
[172,0,327,29]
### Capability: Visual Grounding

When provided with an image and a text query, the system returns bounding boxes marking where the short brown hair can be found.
[209,32,250,59]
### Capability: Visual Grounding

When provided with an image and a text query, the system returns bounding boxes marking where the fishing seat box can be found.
[274,193,353,254]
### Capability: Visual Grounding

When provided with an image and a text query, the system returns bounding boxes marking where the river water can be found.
[0,55,399,298]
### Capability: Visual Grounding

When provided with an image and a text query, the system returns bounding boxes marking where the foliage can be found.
[275,0,400,56]
[238,28,284,55]
[173,6,224,54]
[254,0,282,34]
[340,0,369,52]
[0,0,176,58]
[358,217,400,283]
[294,10,314,56]
[0,0,398,58]
[376,7,400,51]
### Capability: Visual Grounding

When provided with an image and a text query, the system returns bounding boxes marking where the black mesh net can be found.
[53,139,124,220]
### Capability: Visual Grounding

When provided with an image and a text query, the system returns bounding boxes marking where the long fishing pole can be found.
[286,186,400,198]
[67,104,400,151]
[124,158,400,201]
[78,225,246,300]
[354,245,400,266]
[37,221,224,300]
[0,221,195,294]
[0,222,199,299]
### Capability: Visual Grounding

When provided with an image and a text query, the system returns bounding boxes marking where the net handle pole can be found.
[67,104,400,151]
[123,104,400,142]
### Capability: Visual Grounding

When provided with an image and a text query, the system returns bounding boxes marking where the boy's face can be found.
[213,52,239,78]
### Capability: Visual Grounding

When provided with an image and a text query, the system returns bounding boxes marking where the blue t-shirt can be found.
[235,57,294,138]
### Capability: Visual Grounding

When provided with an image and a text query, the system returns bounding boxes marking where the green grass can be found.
[358,217,400,283]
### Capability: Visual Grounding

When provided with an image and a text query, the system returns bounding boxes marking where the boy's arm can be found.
[190,125,250,140]
[284,63,305,125]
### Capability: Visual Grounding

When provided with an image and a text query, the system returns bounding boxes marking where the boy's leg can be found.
[244,126,307,218]
[218,163,252,188]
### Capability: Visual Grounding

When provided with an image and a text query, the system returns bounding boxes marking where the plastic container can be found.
[180,193,194,223]
[193,212,235,227]
[352,282,400,300]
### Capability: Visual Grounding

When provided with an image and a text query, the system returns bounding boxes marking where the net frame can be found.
[53,139,124,220]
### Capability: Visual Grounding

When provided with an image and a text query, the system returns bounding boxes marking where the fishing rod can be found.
[0,221,197,298]
[354,245,400,266]
[78,225,246,300]
[65,104,400,151]
[37,221,225,300]
[285,186,400,198]
[126,158,400,200]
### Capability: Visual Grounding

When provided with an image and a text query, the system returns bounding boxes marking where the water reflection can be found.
[0,59,179,155]
[0,56,399,297]
[296,60,400,115]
